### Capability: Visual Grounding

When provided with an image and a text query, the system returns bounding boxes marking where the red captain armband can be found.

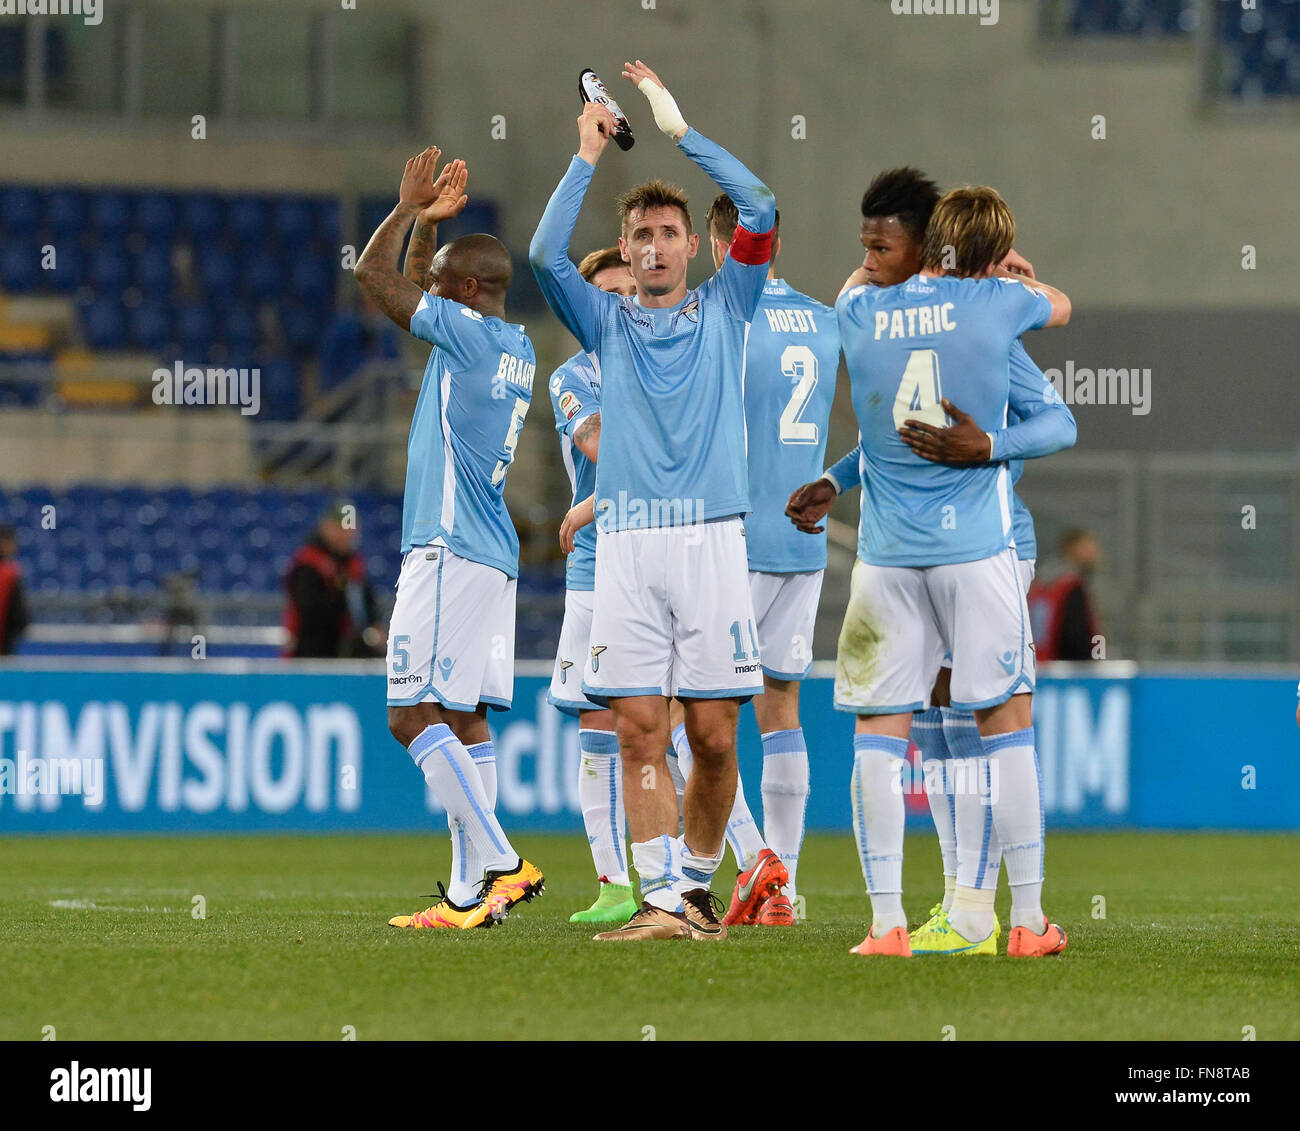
[728,224,775,266]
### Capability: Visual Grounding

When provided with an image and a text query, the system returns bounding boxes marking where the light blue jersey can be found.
[530,128,775,533]
[836,274,1052,567]
[549,351,600,591]
[825,338,1073,562]
[401,292,536,578]
[743,279,842,573]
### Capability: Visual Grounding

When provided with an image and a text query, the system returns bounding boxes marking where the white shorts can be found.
[548,588,602,717]
[583,518,764,702]
[386,544,516,711]
[834,547,1034,715]
[749,569,823,681]
[939,556,1037,670]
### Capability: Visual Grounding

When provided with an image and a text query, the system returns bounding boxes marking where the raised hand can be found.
[422,158,469,225]
[899,398,993,465]
[577,101,618,164]
[399,146,442,209]
[621,58,665,91]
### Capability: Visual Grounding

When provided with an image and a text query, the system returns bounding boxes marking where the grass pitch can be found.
[3,831,1296,1041]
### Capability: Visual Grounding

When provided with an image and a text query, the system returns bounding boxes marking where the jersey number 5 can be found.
[779,345,819,445]
[892,349,949,431]
[491,397,529,488]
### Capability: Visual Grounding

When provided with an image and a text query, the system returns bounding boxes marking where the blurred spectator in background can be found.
[283,502,384,659]
[0,525,28,655]
[318,293,402,394]
[1028,528,1104,661]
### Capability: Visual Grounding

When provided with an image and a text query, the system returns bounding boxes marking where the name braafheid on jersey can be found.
[491,350,535,395]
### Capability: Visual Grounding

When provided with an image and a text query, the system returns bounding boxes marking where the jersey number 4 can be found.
[892,349,949,431]
[491,396,529,488]
[779,345,819,445]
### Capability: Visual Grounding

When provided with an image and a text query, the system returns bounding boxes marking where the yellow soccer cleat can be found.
[459,858,545,929]
[388,883,480,929]
[909,906,997,956]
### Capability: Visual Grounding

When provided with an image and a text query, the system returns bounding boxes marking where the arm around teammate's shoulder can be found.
[996,267,1071,328]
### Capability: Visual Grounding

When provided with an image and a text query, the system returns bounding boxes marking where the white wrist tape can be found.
[637,78,688,139]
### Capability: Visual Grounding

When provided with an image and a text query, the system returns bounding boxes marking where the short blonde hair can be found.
[920,186,1015,277]
[617,179,692,236]
[577,245,628,283]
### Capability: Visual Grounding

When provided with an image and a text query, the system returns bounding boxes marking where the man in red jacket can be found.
[0,525,29,655]
[1028,529,1103,661]
[282,503,383,659]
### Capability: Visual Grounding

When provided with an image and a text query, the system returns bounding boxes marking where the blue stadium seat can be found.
[89,243,131,291]
[0,239,39,292]
[199,247,238,297]
[80,297,128,349]
[290,256,333,306]
[245,250,280,301]
[228,196,270,247]
[274,196,314,243]
[135,192,176,241]
[134,243,173,297]
[175,303,215,359]
[129,301,171,351]
[0,186,40,236]
[181,194,225,241]
[91,191,132,237]
[278,304,318,356]
[44,189,84,239]
[222,306,260,354]
[46,240,84,292]
[316,198,341,244]
[259,358,301,420]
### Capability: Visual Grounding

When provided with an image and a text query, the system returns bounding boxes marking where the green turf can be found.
[2,831,1296,1040]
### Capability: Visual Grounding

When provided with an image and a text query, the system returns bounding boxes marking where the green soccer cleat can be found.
[569,881,638,925]
[910,903,1001,955]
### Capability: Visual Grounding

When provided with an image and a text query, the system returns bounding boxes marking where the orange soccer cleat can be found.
[723,848,789,926]
[1007,918,1068,957]
[849,925,913,957]
[756,893,796,926]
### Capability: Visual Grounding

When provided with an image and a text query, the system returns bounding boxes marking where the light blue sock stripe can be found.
[1035,744,1045,881]
[982,726,1035,756]
[466,740,495,764]
[670,723,687,749]
[853,733,910,758]
[579,729,620,756]
[941,707,984,760]
[456,822,469,885]
[759,728,806,756]
[852,752,872,890]
[977,759,993,887]
[446,745,506,855]
[409,723,457,768]
[609,755,624,873]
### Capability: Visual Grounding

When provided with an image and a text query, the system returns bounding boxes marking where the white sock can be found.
[851,733,909,933]
[673,723,765,872]
[913,709,956,900]
[948,884,996,942]
[760,728,809,901]
[983,726,1045,931]
[632,835,683,912]
[675,838,724,901]
[408,724,516,879]
[724,771,767,872]
[944,707,1002,900]
[446,740,498,905]
[577,729,629,887]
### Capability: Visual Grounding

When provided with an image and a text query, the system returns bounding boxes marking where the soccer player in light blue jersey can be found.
[829,186,1072,957]
[542,245,641,925]
[667,195,842,928]
[530,60,776,942]
[354,147,543,931]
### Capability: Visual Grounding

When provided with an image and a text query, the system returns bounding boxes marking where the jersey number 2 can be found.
[778,345,819,445]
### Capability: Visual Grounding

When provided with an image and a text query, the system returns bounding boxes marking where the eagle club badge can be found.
[559,391,582,420]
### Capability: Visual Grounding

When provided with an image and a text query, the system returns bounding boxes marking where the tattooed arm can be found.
[572,412,601,462]
[355,147,468,332]
[403,215,438,292]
